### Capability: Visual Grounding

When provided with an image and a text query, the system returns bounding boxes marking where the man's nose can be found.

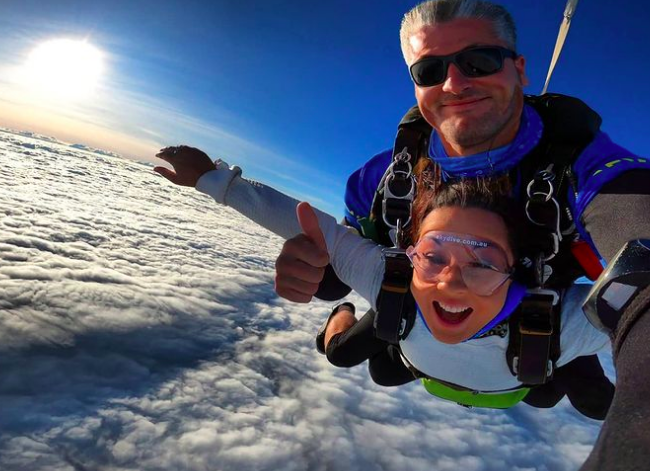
[441,63,471,94]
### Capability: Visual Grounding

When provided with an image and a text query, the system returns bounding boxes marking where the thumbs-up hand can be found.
[274,202,330,303]
[297,202,328,255]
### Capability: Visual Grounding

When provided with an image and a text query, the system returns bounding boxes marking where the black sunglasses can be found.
[409,46,518,87]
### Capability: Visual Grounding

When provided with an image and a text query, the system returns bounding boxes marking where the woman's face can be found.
[410,206,514,344]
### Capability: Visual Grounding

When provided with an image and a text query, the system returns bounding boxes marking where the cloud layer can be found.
[0,131,609,471]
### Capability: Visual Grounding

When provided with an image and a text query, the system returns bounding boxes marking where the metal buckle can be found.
[526,176,554,203]
[527,288,560,306]
[393,146,412,164]
[525,194,560,227]
[519,325,553,336]
[382,148,416,231]
[382,178,416,227]
[519,289,558,336]
[512,357,554,377]
[398,318,408,336]
[524,192,562,263]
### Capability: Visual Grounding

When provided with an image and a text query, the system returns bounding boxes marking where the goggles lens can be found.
[409,46,517,87]
[406,231,513,296]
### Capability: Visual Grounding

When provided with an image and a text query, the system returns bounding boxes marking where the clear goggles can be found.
[406,231,514,296]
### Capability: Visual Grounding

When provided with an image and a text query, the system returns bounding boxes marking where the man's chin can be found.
[440,114,507,151]
[440,120,487,147]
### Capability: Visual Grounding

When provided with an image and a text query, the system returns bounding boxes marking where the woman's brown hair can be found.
[408,159,518,253]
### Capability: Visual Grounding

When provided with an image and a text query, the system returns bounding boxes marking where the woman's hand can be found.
[274,202,329,303]
[153,145,216,187]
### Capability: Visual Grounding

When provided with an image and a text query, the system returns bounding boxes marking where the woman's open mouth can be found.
[433,301,473,325]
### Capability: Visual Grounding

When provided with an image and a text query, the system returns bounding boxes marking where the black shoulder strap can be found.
[399,104,433,133]
[369,105,432,247]
[503,95,601,385]
[525,93,601,152]
[372,105,431,342]
[374,248,415,344]
[518,93,603,288]
[507,290,562,385]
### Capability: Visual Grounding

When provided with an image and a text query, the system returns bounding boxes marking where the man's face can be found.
[407,18,528,154]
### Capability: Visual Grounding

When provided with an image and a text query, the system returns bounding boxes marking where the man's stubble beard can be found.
[439,87,523,150]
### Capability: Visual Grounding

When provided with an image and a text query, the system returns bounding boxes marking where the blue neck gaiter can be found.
[428,105,544,178]
[466,281,526,340]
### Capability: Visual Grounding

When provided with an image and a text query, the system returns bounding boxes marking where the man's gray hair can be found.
[400,0,517,64]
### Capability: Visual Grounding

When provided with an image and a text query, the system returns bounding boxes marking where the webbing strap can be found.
[381,128,419,238]
[373,112,427,343]
[374,248,414,344]
[509,291,561,385]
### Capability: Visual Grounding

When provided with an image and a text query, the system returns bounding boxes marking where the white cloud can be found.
[0,41,343,213]
[0,28,345,216]
[0,132,606,471]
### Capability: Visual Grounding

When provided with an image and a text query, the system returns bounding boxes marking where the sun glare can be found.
[25,39,104,101]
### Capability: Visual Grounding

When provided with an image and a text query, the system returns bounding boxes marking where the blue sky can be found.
[0,0,648,216]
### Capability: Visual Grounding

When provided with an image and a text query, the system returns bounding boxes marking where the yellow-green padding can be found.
[421,378,530,408]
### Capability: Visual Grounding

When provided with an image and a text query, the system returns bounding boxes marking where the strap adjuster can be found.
[519,322,553,336]
[519,291,556,336]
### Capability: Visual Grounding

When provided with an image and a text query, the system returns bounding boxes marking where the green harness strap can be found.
[421,378,531,409]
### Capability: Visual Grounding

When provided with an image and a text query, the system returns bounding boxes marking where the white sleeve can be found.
[557,283,612,367]
[195,163,384,308]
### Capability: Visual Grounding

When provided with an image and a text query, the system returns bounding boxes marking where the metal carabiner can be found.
[394,146,412,164]
[525,195,561,228]
[382,151,416,231]
[526,178,554,203]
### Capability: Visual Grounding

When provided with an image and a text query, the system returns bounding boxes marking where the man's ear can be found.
[514,54,529,87]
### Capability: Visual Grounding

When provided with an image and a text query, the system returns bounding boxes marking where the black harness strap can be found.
[373,106,429,343]
[370,106,430,248]
[505,94,600,384]
[374,248,415,343]
[507,290,562,385]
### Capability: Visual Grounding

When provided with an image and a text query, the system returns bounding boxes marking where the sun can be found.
[25,39,104,101]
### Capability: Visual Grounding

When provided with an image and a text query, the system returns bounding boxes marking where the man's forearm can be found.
[581,171,650,262]
[579,170,650,469]
[580,288,650,470]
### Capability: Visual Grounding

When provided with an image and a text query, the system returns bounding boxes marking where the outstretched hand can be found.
[153,145,216,187]
[274,202,330,303]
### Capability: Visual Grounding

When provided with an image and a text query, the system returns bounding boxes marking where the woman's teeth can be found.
[437,301,471,313]
[434,301,473,325]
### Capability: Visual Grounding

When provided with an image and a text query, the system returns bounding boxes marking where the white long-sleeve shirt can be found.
[196,163,384,309]
[196,164,610,392]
